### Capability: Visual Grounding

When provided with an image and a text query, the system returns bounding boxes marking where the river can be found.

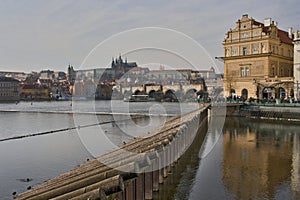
[0,100,199,199]
[0,101,299,199]
[186,117,300,200]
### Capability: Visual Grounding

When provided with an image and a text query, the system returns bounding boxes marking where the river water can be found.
[0,100,199,199]
[0,101,299,199]
[186,117,300,200]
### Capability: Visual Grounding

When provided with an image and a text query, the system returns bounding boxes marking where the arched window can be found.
[241,89,248,100]
[278,87,286,99]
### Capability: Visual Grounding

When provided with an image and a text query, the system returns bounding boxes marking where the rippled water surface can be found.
[0,100,199,199]
[187,117,300,200]
[1,101,299,200]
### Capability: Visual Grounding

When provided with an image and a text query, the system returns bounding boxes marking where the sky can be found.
[0,0,299,73]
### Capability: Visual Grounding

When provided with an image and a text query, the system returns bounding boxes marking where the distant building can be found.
[73,80,96,98]
[69,56,138,83]
[67,65,76,83]
[24,72,39,84]
[112,55,138,79]
[0,77,20,102]
[223,14,294,100]
[51,80,72,100]
[37,78,53,88]
[294,30,300,99]
[118,67,150,86]
[40,70,55,80]
[75,69,95,81]
[144,69,187,85]
[20,84,50,100]
[95,83,113,100]
[0,71,28,82]
[196,67,216,80]
[54,71,67,80]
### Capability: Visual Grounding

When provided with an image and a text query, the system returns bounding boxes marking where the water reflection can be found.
[188,117,300,200]
[223,118,300,200]
[0,111,169,199]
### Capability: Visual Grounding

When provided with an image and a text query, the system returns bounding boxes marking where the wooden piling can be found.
[135,174,145,200]
[15,105,210,200]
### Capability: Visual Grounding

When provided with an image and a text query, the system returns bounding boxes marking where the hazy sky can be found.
[0,0,299,73]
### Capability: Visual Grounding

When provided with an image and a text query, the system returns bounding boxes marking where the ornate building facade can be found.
[0,77,20,102]
[294,30,300,99]
[223,14,294,100]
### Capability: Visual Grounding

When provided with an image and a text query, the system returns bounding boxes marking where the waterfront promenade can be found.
[226,102,300,120]
[14,105,210,200]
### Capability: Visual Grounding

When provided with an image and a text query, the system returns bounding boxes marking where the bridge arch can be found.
[124,90,132,98]
[164,89,177,102]
[185,88,197,99]
[133,89,145,95]
[175,90,184,102]
[148,90,156,98]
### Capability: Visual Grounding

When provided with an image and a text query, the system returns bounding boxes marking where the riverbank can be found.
[228,103,300,121]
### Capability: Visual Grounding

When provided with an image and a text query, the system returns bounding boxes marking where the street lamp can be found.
[297,80,299,101]
[254,79,259,103]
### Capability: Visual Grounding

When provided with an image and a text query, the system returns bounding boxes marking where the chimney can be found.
[294,30,300,41]
[288,27,293,39]
[242,14,248,19]
[264,18,271,26]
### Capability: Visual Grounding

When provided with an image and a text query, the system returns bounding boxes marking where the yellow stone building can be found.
[223,14,294,100]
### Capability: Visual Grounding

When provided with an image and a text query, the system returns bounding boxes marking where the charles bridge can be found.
[118,83,205,100]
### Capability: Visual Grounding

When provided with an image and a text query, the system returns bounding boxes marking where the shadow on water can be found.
[155,116,300,200]
[152,117,208,200]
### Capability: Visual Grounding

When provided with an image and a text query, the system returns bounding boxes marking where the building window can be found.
[262,43,267,53]
[225,48,230,57]
[271,67,275,77]
[252,44,259,54]
[253,30,260,37]
[241,67,250,77]
[241,89,248,100]
[240,32,250,39]
[245,67,250,76]
[232,33,238,40]
[243,47,247,55]
[241,68,245,77]
[232,46,238,56]
[271,45,275,53]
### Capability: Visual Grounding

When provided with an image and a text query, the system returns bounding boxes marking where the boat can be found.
[124,94,149,102]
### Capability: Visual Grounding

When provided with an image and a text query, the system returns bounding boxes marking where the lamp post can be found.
[297,80,299,101]
[254,79,260,103]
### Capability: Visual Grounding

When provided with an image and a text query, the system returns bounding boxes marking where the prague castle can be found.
[223,14,294,100]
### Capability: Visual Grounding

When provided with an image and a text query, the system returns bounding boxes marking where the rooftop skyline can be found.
[1,0,299,73]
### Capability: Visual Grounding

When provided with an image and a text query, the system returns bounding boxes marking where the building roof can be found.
[0,76,20,82]
[277,29,293,44]
[40,70,54,73]
[128,67,150,71]
[21,84,48,89]
[231,15,293,45]
[253,17,293,44]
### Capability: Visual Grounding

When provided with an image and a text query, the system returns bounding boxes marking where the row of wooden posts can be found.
[15,105,209,200]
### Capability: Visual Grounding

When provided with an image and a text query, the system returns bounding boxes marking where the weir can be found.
[14,104,210,200]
